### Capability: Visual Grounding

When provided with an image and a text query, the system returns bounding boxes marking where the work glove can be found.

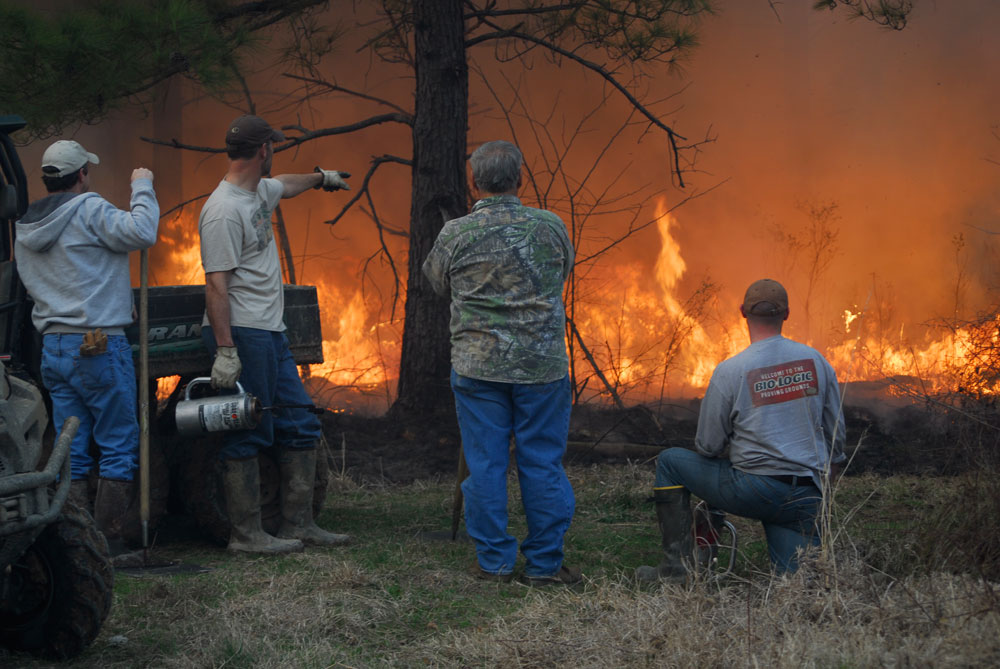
[314,166,351,191]
[80,329,108,357]
[211,346,241,389]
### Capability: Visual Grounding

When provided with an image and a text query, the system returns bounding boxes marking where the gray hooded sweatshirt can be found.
[14,179,158,334]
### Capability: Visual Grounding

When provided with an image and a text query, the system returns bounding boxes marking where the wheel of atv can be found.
[0,502,113,660]
[176,436,330,545]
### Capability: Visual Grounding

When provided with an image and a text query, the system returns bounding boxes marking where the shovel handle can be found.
[451,445,468,541]
[139,248,150,548]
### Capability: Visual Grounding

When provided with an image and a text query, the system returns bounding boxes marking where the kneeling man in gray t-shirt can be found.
[640,279,846,578]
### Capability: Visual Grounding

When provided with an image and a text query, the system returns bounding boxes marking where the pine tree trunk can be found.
[392,0,468,416]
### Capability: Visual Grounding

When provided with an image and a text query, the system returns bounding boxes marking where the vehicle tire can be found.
[177,437,330,544]
[174,435,228,545]
[0,502,113,660]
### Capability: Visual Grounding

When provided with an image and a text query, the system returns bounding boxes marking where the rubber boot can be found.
[94,478,133,548]
[636,485,693,582]
[275,448,350,546]
[223,457,304,555]
[94,477,146,567]
[68,479,91,512]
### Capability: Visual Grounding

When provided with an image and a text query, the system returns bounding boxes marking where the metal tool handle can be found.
[140,248,149,549]
[184,377,245,400]
[717,520,738,576]
[261,402,324,414]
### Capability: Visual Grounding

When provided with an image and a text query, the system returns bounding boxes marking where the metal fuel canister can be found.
[174,377,262,436]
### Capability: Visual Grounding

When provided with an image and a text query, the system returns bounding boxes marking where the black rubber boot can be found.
[636,486,693,582]
[275,448,350,547]
[223,457,304,555]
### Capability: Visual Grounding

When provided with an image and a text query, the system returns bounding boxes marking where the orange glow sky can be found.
[15,1,1000,405]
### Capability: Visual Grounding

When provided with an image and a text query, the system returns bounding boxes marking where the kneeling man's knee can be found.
[655,447,688,487]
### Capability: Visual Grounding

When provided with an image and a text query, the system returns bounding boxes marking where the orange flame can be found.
[156,375,181,403]
[147,200,998,411]
[304,277,401,412]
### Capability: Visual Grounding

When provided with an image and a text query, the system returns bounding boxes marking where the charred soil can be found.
[321,399,960,485]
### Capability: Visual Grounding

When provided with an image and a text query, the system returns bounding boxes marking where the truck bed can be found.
[124,284,324,378]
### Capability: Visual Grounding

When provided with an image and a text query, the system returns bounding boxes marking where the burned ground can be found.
[319,397,957,485]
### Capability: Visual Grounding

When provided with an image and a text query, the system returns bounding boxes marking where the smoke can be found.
[667,0,1000,350]
[14,0,999,399]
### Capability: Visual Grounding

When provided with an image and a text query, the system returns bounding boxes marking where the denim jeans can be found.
[203,326,321,460]
[40,333,138,481]
[451,370,575,577]
[655,447,822,573]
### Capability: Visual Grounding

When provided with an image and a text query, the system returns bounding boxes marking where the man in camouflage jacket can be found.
[423,140,580,586]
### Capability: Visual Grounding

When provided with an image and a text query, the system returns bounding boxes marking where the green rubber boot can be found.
[223,457,304,555]
[636,485,693,582]
[275,448,350,547]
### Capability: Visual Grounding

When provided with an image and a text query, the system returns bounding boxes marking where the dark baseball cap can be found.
[742,279,789,316]
[225,115,285,147]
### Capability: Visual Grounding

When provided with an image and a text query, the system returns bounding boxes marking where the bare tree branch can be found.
[282,73,411,115]
[159,192,211,219]
[467,23,690,186]
[214,0,330,30]
[273,204,297,285]
[574,180,727,265]
[139,113,413,153]
[324,154,412,228]
[568,317,626,411]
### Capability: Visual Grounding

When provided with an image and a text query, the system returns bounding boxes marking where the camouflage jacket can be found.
[422,194,574,384]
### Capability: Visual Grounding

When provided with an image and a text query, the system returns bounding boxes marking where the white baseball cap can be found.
[41,140,100,177]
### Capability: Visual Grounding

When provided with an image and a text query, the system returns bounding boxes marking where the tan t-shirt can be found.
[199,178,285,332]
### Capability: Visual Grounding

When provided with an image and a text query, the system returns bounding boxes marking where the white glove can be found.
[314,166,351,191]
[211,346,242,389]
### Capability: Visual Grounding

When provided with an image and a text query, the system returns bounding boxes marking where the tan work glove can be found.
[313,166,351,191]
[211,346,241,389]
[80,329,108,357]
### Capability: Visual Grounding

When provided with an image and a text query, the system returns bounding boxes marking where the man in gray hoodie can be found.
[15,139,158,551]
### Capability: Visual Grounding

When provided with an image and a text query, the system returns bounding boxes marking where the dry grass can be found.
[5,466,999,668]
[416,556,1000,668]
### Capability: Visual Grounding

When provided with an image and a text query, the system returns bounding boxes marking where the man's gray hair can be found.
[470,140,523,194]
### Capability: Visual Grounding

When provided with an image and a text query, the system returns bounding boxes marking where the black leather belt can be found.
[765,474,817,487]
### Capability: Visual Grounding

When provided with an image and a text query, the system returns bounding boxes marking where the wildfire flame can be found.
[147,198,998,413]
[156,375,181,404]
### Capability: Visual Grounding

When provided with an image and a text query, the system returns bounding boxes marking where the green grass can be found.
[3,467,998,667]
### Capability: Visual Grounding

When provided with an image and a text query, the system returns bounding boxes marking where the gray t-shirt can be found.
[199,178,285,332]
[695,334,846,485]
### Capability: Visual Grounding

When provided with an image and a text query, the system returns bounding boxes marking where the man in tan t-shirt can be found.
[199,114,351,555]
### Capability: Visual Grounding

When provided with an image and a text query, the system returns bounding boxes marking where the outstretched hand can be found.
[314,167,351,191]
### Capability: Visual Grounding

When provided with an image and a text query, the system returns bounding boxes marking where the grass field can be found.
[6,464,999,668]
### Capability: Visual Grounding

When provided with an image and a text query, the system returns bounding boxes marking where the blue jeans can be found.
[451,370,575,577]
[40,333,138,481]
[655,447,822,573]
[203,326,321,460]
